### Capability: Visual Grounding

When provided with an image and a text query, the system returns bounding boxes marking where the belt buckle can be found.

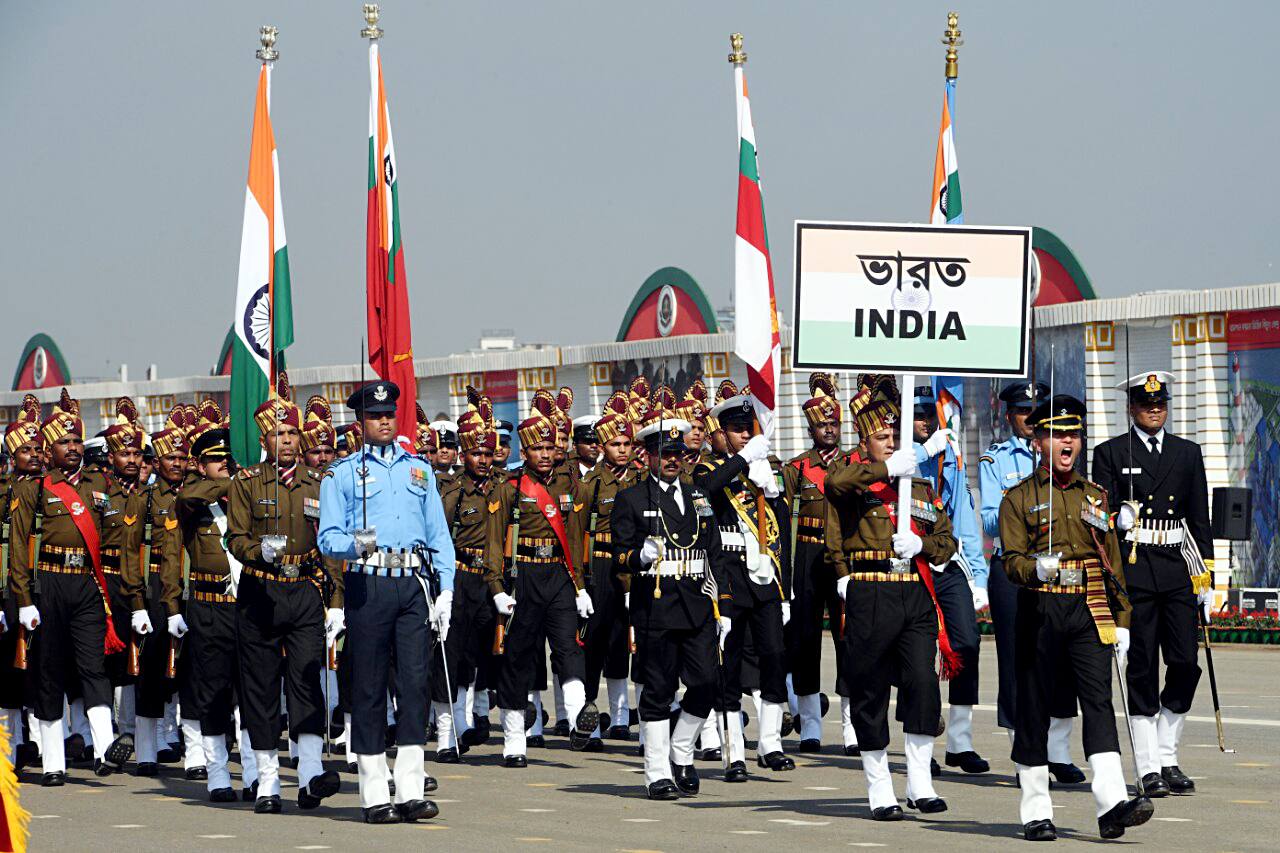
[66,551,85,568]
[1059,567,1083,586]
[387,551,403,569]
[888,558,911,574]
[281,563,300,579]
[535,544,554,559]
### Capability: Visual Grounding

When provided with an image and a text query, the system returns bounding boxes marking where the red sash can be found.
[43,476,125,654]
[866,478,962,680]
[518,475,577,584]
[795,457,828,495]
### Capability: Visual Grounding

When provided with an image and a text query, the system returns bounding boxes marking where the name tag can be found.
[802,481,816,490]
[257,499,277,506]
[520,496,537,504]
[643,510,659,517]
[1004,472,1021,481]
[600,497,614,506]
[102,508,121,518]
[462,507,478,517]
[1028,502,1049,514]
[359,476,377,486]
[1122,467,1142,475]
[47,496,63,504]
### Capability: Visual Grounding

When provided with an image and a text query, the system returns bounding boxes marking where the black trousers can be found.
[785,539,845,696]
[235,574,326,751]
[496,566,584,710]
[344,572,432,755]
[582,555,631,702]
[720,596,786,710]
[431,569,494,703]
[843,579,940,752]
[635,618,718,721]
[933,568,980,707]
[1125,582,1202,716]
[135,574,176,719]
[1011,590,1119,766]
[104,573,136,688]
[187,599,240,736]
[29,572,113,720]
[989,555,1078,728]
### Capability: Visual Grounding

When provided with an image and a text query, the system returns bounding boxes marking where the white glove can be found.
[1197,588,1214,623]
[1117,503,1137,532]
[131,609,153,635]
[0,611,6,633]
[738,434,769,464]
[970,583,989,612]
[639,537,663,566]
[780,602,791,626]
[493,592,516,616]
[1114,626,1130,665]
[1035,553,1061,583]
[353,529,378,558]
[433,591,453,642]
[891,531,923,560]
[260,538,280,563]
[576,589,594,619]
[167,614,188,638]
[836,576,850,601]
[18,606,40,631]
[718,616,733,650]
[922,428,953,459]
[885,448,919,479]
[746,458,772,489]
[324,608,345,646]
[624,592,631,611]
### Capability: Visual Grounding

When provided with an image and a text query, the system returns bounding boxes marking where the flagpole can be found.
[943,11,962,81]
[257,25,279,394]
[363,3,382,385]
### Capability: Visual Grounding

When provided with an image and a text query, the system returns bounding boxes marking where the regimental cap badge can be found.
[275,404,289,420]
[668,425,680,439]
[374,384,388,402]
[1144,374,1162,393]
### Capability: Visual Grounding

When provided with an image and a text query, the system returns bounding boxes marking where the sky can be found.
[2,1,1276,381]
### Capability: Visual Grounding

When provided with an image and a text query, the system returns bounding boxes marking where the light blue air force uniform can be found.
[913,442,989,588]
[977,435,1038,553]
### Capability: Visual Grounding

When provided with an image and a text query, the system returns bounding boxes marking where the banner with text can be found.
[792,221,1032,376]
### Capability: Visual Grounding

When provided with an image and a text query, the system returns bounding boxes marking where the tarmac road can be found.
[14,640,1280,852]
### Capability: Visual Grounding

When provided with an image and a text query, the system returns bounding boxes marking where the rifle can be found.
[495,469,525,655]
[0,479,14,591]
[16,477,48,670]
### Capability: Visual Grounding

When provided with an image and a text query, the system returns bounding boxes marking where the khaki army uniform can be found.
[132,478,184,722]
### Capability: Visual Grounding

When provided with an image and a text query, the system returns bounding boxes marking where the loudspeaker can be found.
[1211,487,1252,541]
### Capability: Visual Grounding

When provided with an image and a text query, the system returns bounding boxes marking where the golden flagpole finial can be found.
[728,32,747,65]
[942,12,962,79]
[256,25,279,62]
[362,4,383,40]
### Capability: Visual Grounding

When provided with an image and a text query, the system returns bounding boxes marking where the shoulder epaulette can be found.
[979,454,995,465]
[987,441,1000,451]
[305,467,321,480]
[238,467,260,480]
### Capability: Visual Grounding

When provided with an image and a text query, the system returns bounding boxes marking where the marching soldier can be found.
[8,389,124,784]
[319,379,453,824]
[1001,394,1153,841]
[1091,372,1212,796]
[429,420,460,479]
[673,380,710,475]
[336,423,362,460]
[825,378,954,819]
[693,385,793,778]
[909,386,989,775]
[569,415,600,483]
[300,396,338,471]
[612,410,728,799]
[431,388,498,763]
[979,381,1084,783]
[493,419,515,472]
[580,393,640,745]
[226,373,344,814]
[780,374,844,753]
[171,411,259,802]
[484,390,597,767]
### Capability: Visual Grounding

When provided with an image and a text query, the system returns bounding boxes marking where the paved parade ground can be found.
[15,640,1279,852]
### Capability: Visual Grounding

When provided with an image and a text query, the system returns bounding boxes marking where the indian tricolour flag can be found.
[930,76,965,471]
[231,63,294,465]
[732,59,780,434]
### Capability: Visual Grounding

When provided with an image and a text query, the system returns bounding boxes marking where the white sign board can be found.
[792,221,1032,377]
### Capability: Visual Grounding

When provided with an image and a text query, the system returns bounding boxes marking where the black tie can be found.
[1148,436,1159,457]
[661,485,682,518]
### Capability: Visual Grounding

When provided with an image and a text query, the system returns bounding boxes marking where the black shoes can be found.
[780,712,795,738]
[42,771,66,787]
[242,781,259,802]
[254,795,282,814]
[186,766,208,781]
[907,797,948,814]
[135,762,158,777]
[606,725,631,741]
[105,733,134,769]
[1161,765,1195,793]
[673,763,699,795]
[435,747,460,764]
[646,779,680,800]
[209,787,237,803]
[526,735,546,748]
[757,751,795,771]
[844,744,861,757]
[297,770,341,809]
[724,760,748,783]
[569,703,600,751]
[1140,772,1171,798]
[425,775,438,793]
[944,751,990,774]
[1098,796,1154,839]
[523,703,538,731]
[93,758,114,777]
[156,745,182,764]
[64,734,89,764]
[1048,762,1086,785]
[553,720,571,738]
[930,757,941,777]
[396,799,439,821]
[796,739,822,753]
[871,805,904,821]
[503,755,528,768]
[1024,819,1057,841]
[363,803,401,824]
[583,737,604,753]
[696,747,722,763]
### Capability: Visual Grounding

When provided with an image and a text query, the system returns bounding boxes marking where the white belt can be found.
[643,558,706,578]
[1126,526,1184,547]
[719,531,747,548]
[358,550,424,569]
